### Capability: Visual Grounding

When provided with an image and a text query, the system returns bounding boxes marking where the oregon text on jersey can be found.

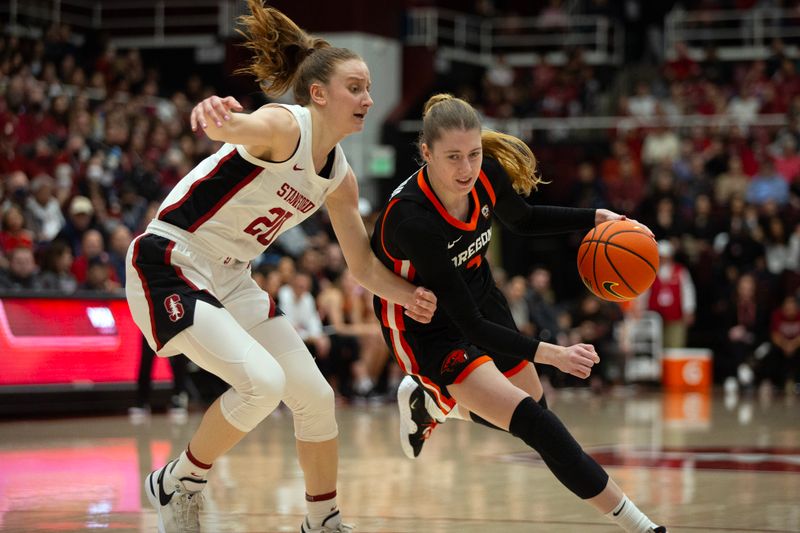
[451,227,491,268]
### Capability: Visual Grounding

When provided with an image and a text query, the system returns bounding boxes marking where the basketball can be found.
[577,220,659,302]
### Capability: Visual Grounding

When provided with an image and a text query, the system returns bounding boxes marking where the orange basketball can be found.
[577,220,659,302]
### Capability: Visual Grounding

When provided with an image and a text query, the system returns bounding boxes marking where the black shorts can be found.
[382,285,530,414]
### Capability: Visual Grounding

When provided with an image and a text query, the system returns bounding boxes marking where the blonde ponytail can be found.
[481,130,542,196]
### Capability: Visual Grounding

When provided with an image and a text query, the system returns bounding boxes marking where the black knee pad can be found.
[508,397,608,499]
[469,393,547,430]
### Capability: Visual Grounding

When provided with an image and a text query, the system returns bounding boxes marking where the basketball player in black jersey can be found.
[370,94,667,533]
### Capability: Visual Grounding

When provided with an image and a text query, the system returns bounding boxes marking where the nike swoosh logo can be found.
[409,397,418,410]
[447,236,462,249]
[156,466,174,506]
[613,500,626,516]
[293,164,304,171]
[602,281,626,300]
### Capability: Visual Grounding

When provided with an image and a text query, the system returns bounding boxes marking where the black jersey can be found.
[370,157,596,372]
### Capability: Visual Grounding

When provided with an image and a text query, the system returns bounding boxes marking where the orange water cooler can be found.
[662,348,713,391]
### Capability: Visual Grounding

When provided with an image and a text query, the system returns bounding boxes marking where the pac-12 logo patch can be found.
[164,294,185,322]
[441,349,468,374]
[481,205,490,219]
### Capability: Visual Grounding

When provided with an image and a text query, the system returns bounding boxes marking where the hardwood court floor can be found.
[1,389,798,532]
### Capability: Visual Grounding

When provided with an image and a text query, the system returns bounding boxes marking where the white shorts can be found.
[125,229,278,356]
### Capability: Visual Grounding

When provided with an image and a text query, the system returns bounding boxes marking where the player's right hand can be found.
[191,95,244,131]
[553,343,600,379]
[404,287,437,323]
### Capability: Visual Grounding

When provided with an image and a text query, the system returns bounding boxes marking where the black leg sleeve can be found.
[508,397,608,499]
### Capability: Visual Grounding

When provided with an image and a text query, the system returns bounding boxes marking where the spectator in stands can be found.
[761,294,800,394]
[773,135,800,183]
[278,271,331,363]
[54,195,98,255]
[728,84,761,132]
[762,216,794,278]
[107,224,132,284]
[664,41,700,82]
[569,294,623,390]
[485,55,515,89]
[568,161,609,209]
[71,229,114,284]
[644,240,696,349]
[718,272,769,391]
[676,153,713,209]
[605,155,645,216]
[297,247,326,296]
[0,203,34,253]
[714,156,750,206]
[717,216,766,276]
[317,270,388,398]
[25,173,64,242]
[627,81,658,120]
[683,193,718,265]
[526,266,568,346]
[117,183,149,234]
[81,255,119,293]
[251,263,283,302]
[702,45,731,86]
[649,197,686,243]
[766,38,788,78]
[641,116,680,168]
[0,246,42,291]
[277,255,297,286]
[38,240,77,293]
[746,158,790,207]
[323,241,347,283]
[505,275,535,337]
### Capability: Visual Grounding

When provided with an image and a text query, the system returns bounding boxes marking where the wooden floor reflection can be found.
[1,389,799,532]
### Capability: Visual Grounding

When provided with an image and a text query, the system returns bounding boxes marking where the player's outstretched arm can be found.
[190,95,294,152]
[326,169,437,323]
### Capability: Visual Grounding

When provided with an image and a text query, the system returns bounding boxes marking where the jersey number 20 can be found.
[244,207,294,246]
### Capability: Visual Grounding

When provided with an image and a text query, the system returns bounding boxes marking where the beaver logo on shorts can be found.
[441,349,468,374]
[164,294,185,322]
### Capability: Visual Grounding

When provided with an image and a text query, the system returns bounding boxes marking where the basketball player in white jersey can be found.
[125,3,435,532]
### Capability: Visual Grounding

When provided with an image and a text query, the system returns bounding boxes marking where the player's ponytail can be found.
[236,0,360,105]
[420,93,542,196]
[481,130,542,196]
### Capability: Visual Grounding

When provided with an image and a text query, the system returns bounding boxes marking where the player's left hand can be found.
[595,209,654,237]
[404,287,437,323]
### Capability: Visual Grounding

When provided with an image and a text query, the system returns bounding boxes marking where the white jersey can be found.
[147,104,349,262]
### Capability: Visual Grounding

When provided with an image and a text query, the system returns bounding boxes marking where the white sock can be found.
[171,449,211,482]
[606,495,657,533]
[306,491,339,528]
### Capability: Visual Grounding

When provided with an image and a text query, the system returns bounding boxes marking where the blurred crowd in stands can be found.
[1,8,799,400]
